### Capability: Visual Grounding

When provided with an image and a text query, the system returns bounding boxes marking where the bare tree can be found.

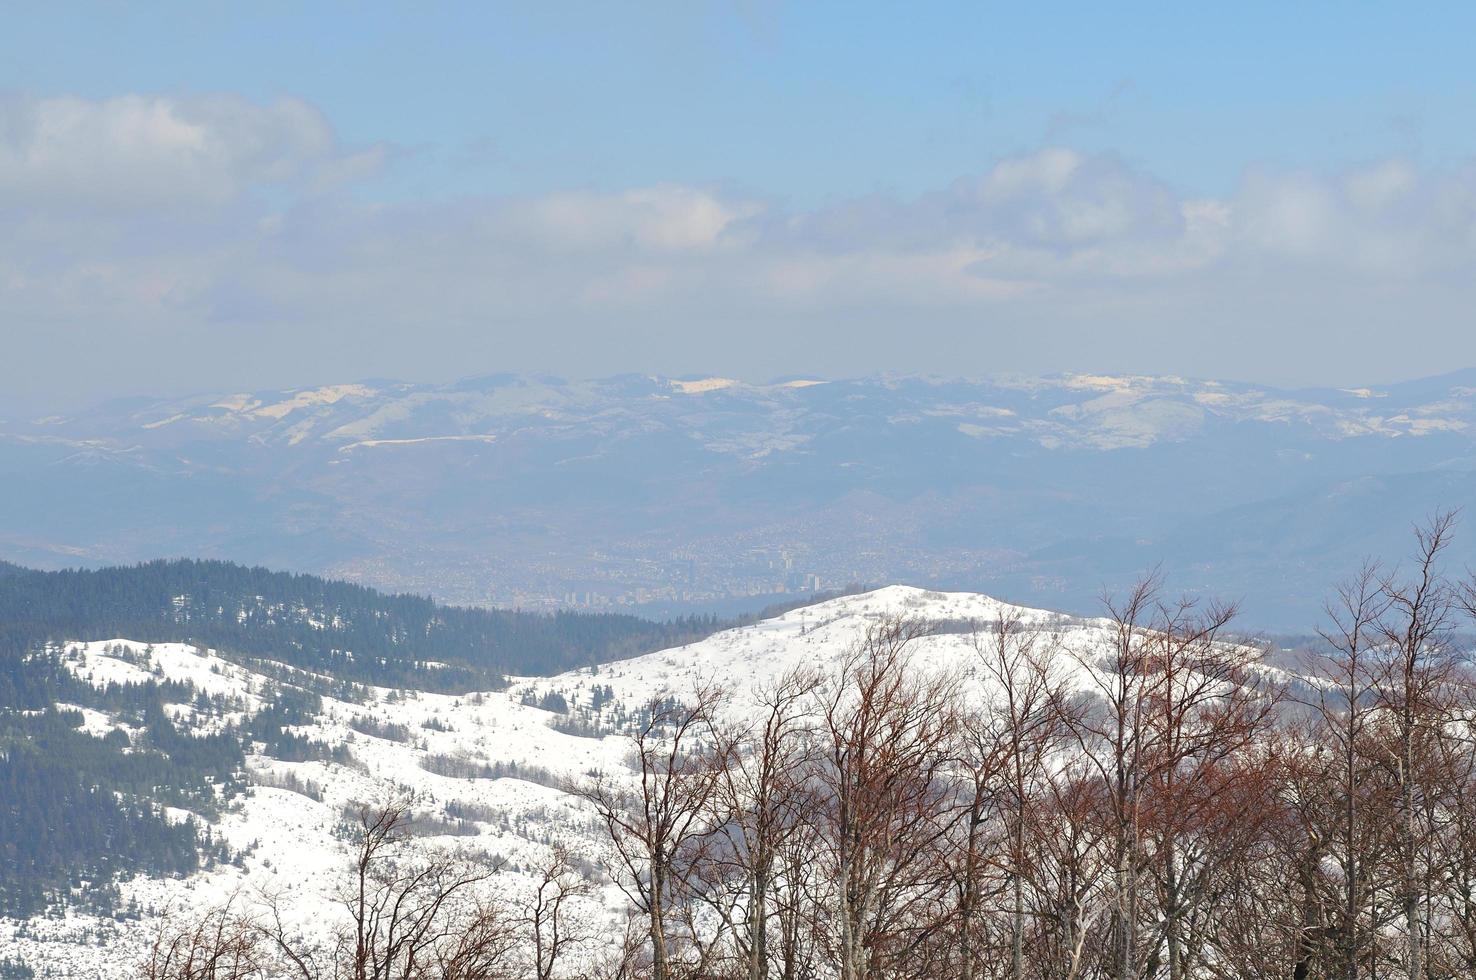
[258,797,513,980]
[577,685,727,980]
[770,785,826,980]
[586,912,650,980]
[1375,511,1461,980]
[140,894,270,980]
[519,843,593,980]
[1138,599,1276,980]
[967,609,1070,980]
[145,799,515,980]
[1428,708,1476,976]
[1065,575,1256,980]
[335,799,510,980]
[945,697,1009,980]
[810,617,960,980]
[705,667,820,980]
[1030,761,1111,980]
[1206,734,1331,980]
[1066,576,1160,980]
[1306,562,1392,980]
[1423,539,1476,975]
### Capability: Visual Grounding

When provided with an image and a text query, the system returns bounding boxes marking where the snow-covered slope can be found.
[0,586,1187,976]
[522,585,1083,714]
[5,637,626,977]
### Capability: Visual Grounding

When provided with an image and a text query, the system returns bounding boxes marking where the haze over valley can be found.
[8,369,1476,628]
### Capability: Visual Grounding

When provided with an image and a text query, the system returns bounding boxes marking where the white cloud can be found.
[6,93,1476,405]
[0,93,381,210]
[765,149,1199,287]
[1233,160,1476,277]
[512,186,755,252]
[961,148,1183,247]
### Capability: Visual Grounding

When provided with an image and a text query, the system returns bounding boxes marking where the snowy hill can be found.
[2,585,1130,977]
[522,585,1080,714]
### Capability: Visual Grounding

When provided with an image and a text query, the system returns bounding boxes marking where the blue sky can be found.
[4,2,1476,409]
[11,3,1474,201]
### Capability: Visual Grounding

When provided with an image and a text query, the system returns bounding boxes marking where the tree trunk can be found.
[1011,809,1025,980]
[748,861,770,980]
[1403,710,1421,980]
[1164,843,1182,980]
[651,863,670,980]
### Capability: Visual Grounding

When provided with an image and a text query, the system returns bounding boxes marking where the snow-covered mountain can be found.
[2,585,1134,977]
[6,371,1476,627]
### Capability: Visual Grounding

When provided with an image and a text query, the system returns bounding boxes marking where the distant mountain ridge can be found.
[4,370,1476,627]
[32,369,1476,452]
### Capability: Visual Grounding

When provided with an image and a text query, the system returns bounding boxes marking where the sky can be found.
[4,2,1476,412]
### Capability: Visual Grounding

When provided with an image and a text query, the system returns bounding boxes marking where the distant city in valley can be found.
[6,369,1476,627]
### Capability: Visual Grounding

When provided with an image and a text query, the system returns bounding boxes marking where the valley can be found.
[7,371,1476,627]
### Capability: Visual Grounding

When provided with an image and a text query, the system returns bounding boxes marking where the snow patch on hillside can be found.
[671,377,738,394]
[250,384,377,420]
[337,434,500,452]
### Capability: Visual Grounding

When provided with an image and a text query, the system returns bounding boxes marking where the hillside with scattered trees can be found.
[0,559,727,923]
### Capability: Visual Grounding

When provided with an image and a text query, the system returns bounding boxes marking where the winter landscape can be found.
[9,4,1476,979]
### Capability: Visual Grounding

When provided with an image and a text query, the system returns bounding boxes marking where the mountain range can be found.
[6,370,1476,628]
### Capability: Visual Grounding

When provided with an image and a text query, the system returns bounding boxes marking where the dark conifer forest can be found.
[0,558,722,686]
